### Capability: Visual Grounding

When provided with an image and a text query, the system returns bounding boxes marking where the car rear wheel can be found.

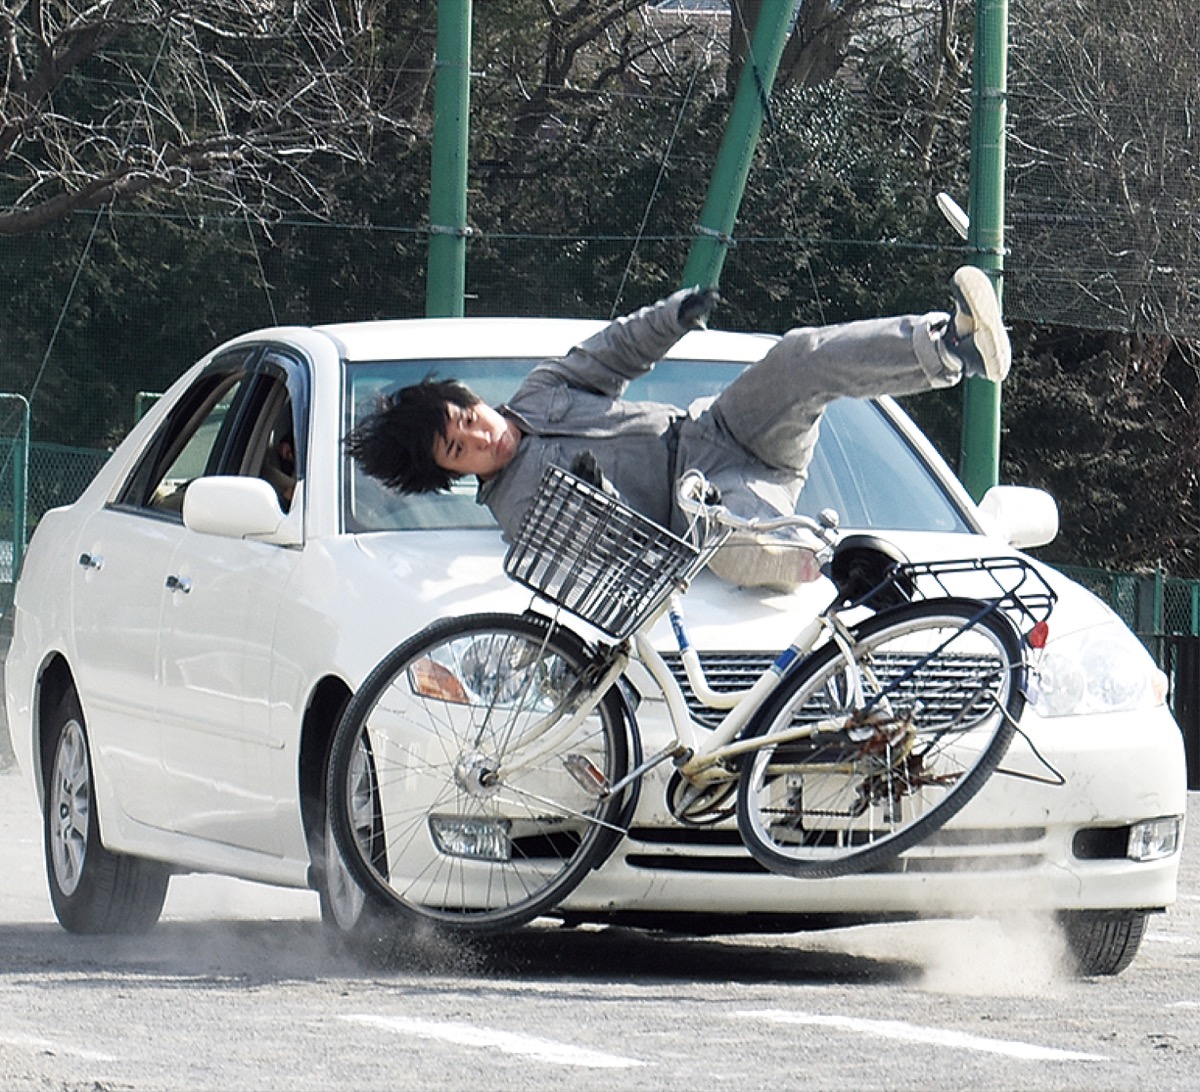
[42,690,170,934]
[1059,910,1148,976]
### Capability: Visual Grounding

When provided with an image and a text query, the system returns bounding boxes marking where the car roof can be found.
[313,316,777,365]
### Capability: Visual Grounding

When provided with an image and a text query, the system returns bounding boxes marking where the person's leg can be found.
[713,311,957,472]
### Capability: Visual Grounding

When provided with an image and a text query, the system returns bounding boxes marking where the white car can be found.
[4,316,1186,974]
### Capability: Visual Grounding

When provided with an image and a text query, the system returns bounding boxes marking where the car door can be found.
[71,357,257,827]
[154,353,308,853]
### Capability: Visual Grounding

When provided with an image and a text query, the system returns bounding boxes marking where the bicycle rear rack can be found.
[895,555,1057,634]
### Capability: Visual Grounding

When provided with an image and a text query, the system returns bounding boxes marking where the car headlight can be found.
[1032,620,1168,717]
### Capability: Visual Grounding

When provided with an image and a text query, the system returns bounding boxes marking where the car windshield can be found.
[343,357,973,535]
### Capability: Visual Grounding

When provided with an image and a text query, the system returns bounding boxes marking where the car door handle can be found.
[165,574,192,594]
[78,553,104,571]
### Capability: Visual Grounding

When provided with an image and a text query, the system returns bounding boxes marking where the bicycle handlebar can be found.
[675,469,839,546]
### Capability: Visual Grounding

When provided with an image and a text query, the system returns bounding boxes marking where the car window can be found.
[343,357,972,534]
[117,370,249,514]
[255,394,298,512]
[117,349,305,519]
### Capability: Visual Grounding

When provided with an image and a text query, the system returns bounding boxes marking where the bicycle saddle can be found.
[829,535,914,609]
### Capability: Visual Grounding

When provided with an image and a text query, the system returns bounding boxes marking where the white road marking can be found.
[1146,932,1195,944]
[340,1014,644,1069]
[738,1010,1107,1062]
[0,1031,117,1062]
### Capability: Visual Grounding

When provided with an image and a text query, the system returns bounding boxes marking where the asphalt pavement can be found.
[1,754,1198,1090]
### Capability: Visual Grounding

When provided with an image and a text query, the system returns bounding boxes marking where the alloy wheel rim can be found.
[50,718,90,896]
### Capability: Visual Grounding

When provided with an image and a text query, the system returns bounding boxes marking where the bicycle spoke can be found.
[737,599,1023,878]
[328,614,629,931]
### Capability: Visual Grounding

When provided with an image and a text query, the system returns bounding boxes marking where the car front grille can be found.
[659,649,1005,731]
[659,650,777,729]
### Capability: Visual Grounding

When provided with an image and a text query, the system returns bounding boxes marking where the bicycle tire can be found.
[736,598,1025,879]
[327,612,629,933]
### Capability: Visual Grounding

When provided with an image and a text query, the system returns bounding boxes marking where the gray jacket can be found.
[477,290,697,542]
[477,290,962,591]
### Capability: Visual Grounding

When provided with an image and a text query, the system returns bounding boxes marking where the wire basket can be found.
[504,465,704,639]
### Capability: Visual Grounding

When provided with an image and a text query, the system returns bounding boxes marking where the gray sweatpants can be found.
[674,311,959,524]
[673,311,962,588]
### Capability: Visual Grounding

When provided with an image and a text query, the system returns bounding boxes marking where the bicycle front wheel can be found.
[327,612,629,933]
[736,598,1025,879]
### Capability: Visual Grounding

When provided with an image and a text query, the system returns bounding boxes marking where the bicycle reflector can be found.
[1027,620,1050,649]
[409,658,470,704]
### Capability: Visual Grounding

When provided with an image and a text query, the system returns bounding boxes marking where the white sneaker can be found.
[948,266,1011,382]
[707,540,822,592]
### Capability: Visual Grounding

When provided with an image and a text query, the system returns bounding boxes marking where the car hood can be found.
[349,526,1115,652]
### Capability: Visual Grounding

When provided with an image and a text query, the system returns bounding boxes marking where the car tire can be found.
[315,793,411,963]
[42,690,170,934]
[1058,910,1148,976]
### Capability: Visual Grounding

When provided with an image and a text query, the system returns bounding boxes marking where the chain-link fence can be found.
[28,442,111,526]
[0,437,109,609]
[1058,565,1200,660]
[1058,563,1200,787]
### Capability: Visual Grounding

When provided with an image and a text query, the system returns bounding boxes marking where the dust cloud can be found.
[819,912,1076,997]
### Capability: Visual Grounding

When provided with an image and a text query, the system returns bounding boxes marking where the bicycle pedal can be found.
[564,753,609,796]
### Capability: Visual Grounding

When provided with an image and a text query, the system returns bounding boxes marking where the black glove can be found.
[678,286,720,330]
[569,450,619,498]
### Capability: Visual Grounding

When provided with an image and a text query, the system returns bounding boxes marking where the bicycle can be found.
[328,464,1056,934]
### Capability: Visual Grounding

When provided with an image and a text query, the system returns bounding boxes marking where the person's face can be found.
[432,400,522,480]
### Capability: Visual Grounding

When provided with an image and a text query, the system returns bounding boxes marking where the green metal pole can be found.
[426,0,472,318]
[959,0,1009,500]
[680,1,796,290]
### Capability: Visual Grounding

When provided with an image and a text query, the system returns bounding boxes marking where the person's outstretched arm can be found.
[527,287,719,397]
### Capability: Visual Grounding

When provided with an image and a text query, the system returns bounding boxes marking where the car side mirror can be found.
[977,485,1059,548]
[183,476,299,544]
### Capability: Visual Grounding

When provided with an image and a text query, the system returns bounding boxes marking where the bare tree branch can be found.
[0,0,422,236]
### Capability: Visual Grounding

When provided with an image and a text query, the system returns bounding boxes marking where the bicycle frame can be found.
[496,584,863,799]
[495,467,1056,814]
[630,595,846,779]
[498,549,1054,814]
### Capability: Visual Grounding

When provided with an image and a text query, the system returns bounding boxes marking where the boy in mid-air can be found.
[346,267,1009,590]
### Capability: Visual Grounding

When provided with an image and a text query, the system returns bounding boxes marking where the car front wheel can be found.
[316,738,409,963]
[1059,910,1148,976]
[42,691,170,934]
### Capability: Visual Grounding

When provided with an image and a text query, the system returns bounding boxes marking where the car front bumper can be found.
[561,702,1187,921]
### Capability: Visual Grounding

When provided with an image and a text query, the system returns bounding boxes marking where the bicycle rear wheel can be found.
[736,598,1025,879]
[327,612,629,933]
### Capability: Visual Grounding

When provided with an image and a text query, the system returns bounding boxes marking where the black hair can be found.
[344,376,481,494]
